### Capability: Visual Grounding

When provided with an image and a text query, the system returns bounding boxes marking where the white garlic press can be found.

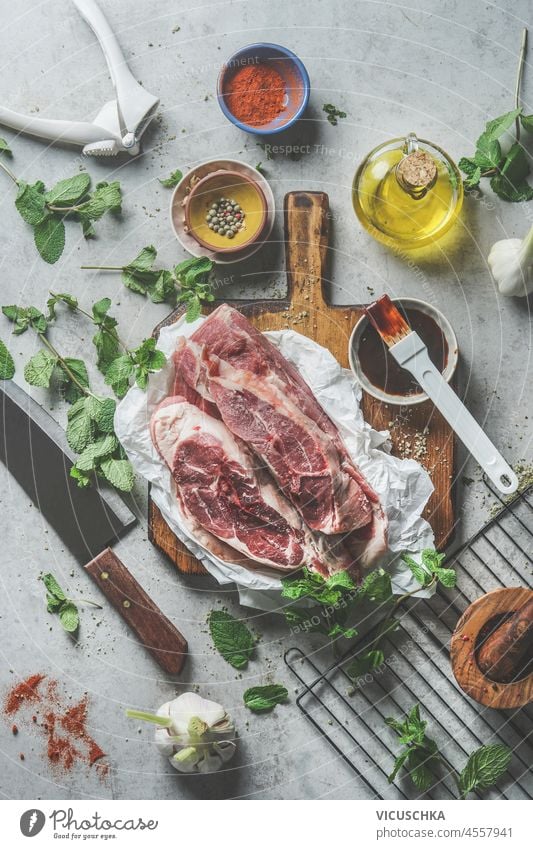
[0,0,159,156]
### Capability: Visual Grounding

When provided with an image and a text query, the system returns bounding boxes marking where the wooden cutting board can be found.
[149,191,455,574]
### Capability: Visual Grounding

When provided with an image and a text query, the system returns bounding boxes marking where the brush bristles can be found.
[364,295,411,347]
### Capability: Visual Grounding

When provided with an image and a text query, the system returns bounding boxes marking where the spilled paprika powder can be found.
[225,63,286,126]
[3,673,108,779]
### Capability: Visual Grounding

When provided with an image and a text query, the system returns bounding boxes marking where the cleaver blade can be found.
[0,380,136,562]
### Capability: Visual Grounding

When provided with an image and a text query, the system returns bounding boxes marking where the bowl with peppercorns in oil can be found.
[184,169,268,255]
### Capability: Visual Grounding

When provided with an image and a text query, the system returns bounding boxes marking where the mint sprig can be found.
[386,704,512,799]
[81,247,215,320]
[0,142,121,262]
[48,292,166,398]
[459,32,533,201]
[401,548,456,589]
[42,572,101,633]
[1,300,136,493]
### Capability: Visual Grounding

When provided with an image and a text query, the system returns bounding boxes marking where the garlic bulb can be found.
[488,224,533,297]
[126,692,237,774]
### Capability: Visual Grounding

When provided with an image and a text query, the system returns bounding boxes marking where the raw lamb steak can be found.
[151,396,346,573]
[187,305,388,564]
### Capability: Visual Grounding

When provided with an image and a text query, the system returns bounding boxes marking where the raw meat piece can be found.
[188,305,388,563]
[151,396,344,573]
[174,337,373,534]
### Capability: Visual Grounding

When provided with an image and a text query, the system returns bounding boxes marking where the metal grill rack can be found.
[284,484,533,800]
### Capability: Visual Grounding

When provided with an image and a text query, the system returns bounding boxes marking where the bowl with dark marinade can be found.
[348,297,458,405]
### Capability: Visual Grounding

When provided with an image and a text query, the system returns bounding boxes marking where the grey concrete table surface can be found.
[0,0,531,800]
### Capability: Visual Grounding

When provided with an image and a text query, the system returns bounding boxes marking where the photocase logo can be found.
[20,809,46,837]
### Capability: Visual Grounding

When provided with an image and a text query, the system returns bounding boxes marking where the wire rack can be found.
[284,484,533,800]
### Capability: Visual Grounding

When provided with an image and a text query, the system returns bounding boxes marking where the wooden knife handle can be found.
[284,191,330,309]
[85,548,188,675]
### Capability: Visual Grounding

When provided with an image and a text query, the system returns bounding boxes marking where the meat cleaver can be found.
[0,379,188,674]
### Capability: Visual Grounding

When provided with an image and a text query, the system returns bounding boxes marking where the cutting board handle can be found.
[284,191,330,310]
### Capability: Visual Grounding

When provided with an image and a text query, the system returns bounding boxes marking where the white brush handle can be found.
[390,333,518,495]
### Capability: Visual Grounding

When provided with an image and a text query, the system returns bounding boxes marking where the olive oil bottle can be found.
[353,133,463,249]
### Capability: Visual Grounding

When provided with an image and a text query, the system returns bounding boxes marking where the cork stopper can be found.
[396,150,437,197]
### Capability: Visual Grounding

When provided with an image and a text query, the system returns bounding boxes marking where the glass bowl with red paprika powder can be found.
[218,43,310,135]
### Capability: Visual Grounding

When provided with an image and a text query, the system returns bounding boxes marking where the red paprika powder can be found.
[225,63,286,126]
[3,674,107,779]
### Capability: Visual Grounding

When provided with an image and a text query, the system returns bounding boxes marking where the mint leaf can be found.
[24,349,57,387]
[59,357,89,403]
[481,108,521,143]
[490,143,533,202]
[70,465,91,488]
[159,169,183,188]
[46,594,64,613]
[402,554,429,586]
[243,685,288,712]
[74,434,118,472]
[185,294,202,322]
[105,354,134,395]
[474,134,502,170]
[327,622,358,639]
[87,396,116,433]
[151,270,175,303]
[520,113,533,132]
[358,568,393,603]
[59,601,79,633]
[434,566,457,588]
[42,572,66,601]
[15,180,47,225]
[465,165,482,188]
[34,216,66,264]
[45,173,90,206]
[388,749,410,784]
[66,398,95,451]
[208,610,255,669]
[99,458,135,491]
[2,305,47,335]
[126,245,157,273]
[0,338,15,379]
[46,292,78,320]
[346,649,384,680]
[458,744,512,799]
[175,255,213,287]
[408,746,439,792]
[76,180,122,232]
[0,138,12,155]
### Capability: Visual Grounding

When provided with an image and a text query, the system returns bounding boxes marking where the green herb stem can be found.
[0,157,19,185]
[37,332,96,398]
[80,265,124,271]
[515,28,528,142]
[68,598,103,609]
[48,291,129,355]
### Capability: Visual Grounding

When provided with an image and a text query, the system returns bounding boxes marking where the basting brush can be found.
[365,295,518,495]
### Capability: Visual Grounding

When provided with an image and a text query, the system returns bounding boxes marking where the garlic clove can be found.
[196,749,223,774]
[213,740,237,763]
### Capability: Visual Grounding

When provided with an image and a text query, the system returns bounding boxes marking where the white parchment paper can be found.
[115,315,435,610]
